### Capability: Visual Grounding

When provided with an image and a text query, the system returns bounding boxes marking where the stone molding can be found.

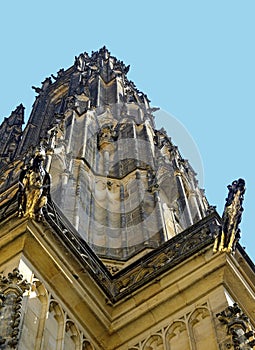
[0,269,30,349]
[42,201,220,302]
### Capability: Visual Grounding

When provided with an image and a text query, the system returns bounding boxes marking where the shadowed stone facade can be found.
[0,47,254,349]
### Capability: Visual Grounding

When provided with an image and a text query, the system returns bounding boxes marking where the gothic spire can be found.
[0,104,25,166]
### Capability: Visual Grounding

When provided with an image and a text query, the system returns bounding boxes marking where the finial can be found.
[213,178,245,253]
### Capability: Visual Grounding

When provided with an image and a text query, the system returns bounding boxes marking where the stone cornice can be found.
[1,202,255,349]
[41,201,221,303]
[2,197,254,307]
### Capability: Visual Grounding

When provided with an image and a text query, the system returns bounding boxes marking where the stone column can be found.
[81,113,88,159]
[45,128,57,172]
[66,112,76,154]
[120,184,128,257]
[103,150,110,176]
[97,77,101,107]
[136,171,148,242]
[88,179,96,246]
[189,191,202,221]
[154,191,168,242]
[170,207,179,236]
[73,163,81,231]
[175,171,193,227]
[60,170,70,209]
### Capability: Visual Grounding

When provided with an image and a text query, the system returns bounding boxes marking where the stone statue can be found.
[18,147,51,220]
[217,303,255,348]
[213,178,245,253]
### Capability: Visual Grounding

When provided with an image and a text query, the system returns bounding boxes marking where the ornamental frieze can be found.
[42,201,220,302]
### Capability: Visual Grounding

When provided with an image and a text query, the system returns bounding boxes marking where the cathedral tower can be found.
[0,48,254,349]
[14,46,208,261]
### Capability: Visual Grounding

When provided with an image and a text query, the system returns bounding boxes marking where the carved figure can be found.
[51,68,64,80]
[213,178,245,253]
[18,147,51,220]
[97,125,118,151]
[32,86,42,94]
[147,168,159,193]
[217,303,255,348]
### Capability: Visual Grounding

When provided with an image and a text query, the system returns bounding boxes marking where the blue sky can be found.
[0,1,254,260]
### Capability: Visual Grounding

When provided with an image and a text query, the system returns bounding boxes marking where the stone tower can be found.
[0,47,254,350]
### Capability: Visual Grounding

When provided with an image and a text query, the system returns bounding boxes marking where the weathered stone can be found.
[0,47,254,350]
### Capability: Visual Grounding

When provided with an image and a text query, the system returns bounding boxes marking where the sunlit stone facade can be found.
[0,48,254,349]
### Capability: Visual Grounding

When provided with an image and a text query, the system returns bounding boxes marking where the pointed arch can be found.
[19,279,50,350]
[64,318,81,350]
[142,333,164,350]
[41,298,65,350]
[166,320,190,350]
[188,306,217,350]
[82,339,95,350]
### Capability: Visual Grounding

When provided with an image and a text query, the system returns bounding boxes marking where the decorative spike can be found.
[213,178,245,253]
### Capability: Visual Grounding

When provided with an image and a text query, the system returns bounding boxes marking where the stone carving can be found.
[75,52,90,71]
[129,304,213,350]
[0,104,24,166]
[214,179,245,253]
[147,168,159,193]
[31,85,42,94]
[97,124,118,151]
[217,303,255,349]
[32,77,52,95]
[0,268,30,348]
[105,264,121,275]
[18,147,51,220]
[112,221,214,296]
[51,68,65,80]
[74,47,136,93]
[44,200,217,302]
